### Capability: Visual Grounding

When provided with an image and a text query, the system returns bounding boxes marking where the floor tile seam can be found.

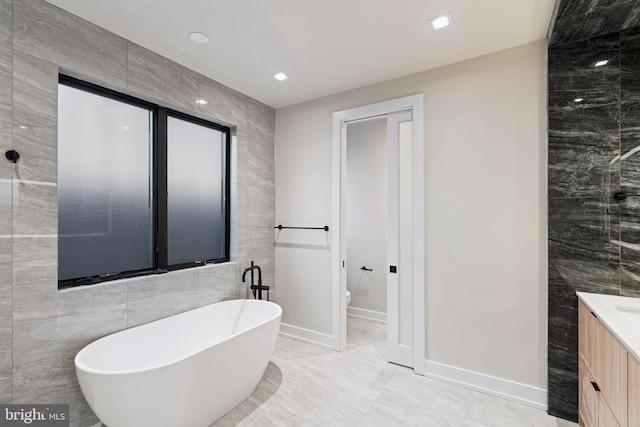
[460,388,478,427]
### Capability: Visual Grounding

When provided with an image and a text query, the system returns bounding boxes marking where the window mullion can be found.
[156,107,169,270]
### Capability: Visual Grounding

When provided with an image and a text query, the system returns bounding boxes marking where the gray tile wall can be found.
[0,0,12,406]
[547,25,640,421]
[1,1,276,425]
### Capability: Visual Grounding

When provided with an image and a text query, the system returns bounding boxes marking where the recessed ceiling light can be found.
[428,13,453,31]
[272,72,289,81]
[196,99,208,105]
[594,59,608,67]
[189,32,209,44]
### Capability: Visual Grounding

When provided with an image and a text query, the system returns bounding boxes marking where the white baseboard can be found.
[424,360,547,410]
[279,322,333,348]
[347,306,387,323]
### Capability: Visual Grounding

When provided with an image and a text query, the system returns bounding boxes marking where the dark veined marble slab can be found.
[550,0,640,46]
[548,103,620,198]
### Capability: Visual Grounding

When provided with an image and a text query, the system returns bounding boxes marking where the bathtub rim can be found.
[74,298,282,376]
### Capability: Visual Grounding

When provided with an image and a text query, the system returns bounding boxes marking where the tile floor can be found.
[211,316,578,427]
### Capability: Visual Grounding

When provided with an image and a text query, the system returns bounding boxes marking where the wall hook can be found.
[5,150,19,164]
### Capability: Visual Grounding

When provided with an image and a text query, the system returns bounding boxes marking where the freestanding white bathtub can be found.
[75,299,282,427]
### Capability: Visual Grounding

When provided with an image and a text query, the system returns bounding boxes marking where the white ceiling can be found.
[43,0,557,109]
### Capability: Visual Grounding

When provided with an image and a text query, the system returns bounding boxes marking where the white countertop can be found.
[577,292,640,362]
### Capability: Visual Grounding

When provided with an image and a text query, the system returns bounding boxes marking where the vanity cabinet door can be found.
[596,321,628,427]
[599,394,622,427]
[579,301,598,368]
[630,354,640,427]
[580,357,599,427]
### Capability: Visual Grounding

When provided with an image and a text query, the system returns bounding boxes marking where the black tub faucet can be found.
[242,261,270,300]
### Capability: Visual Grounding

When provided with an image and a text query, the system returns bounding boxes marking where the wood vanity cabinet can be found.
[578,300,636,427]
[631,354,640,427]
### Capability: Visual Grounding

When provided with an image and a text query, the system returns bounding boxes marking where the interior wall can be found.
[547,26,640,421]
[0,1,275,425]
[346,118,387,315]
[275,40,548,390]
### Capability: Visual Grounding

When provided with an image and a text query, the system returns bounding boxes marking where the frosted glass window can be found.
[57,76,230,288]
[58,83,153,281]
[167,116,226,265]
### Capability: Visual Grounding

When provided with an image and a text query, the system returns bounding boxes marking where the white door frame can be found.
[331,94,425,375]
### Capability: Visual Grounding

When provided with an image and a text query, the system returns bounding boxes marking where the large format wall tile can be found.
[4,1,275,421]
[0,0,11,182]
[547,274,581,421]
[248,98,276,139]
[198,75,249,128]
[620,100,640,296]
[13,0,127,89]
[548,104,620,198]
[622,26,640,101]
[12,182,57,236]
[13,352,98,425]
[198,263,237,304]
[12,51,58,183]
[0,237,12,403]
[248,129,276,187]
[548,197,621,295]
[248,183,275,228]
[548,32,620,109]
[546,19,640,420]
[550,0,640,46]
[126,271,200,328]
[0,179,10,236]
[127,43,199,112]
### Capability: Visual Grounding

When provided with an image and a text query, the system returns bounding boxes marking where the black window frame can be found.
[58,75,231,289]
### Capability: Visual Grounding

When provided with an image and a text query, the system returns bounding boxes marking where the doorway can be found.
[331,95,425,375]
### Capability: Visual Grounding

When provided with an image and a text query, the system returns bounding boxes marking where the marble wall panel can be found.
[547,269,581,421]
[12,51,58,183]
[547,20,638,420]
[548,32,620,108]
[13,0,127,89]
[0,0,12,182]
[13,351,98,426]
[126,271,200,328]
[248,98,276,139]
[248,130,276,187]
[548,104,620,198]
[198,263,238,304]
[198,75,249,128]
[550,0,640,46]
[621,26,640,101]
[127,43,199,112]
[237,128,249,187]
[248,184,275,228]
[3,1,275,419]
[620,100,640,296]
[0,179,10,236]
[12,182,57,236]
[236,129,250,263]
[548,196,621,294]
[0,237,12,403]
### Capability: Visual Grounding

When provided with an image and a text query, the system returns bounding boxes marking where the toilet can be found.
[346,290,352,306]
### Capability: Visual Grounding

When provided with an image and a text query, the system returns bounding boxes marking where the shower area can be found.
[547,10,640,422]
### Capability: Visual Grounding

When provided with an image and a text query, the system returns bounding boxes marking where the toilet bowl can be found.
[346,290,352,306]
